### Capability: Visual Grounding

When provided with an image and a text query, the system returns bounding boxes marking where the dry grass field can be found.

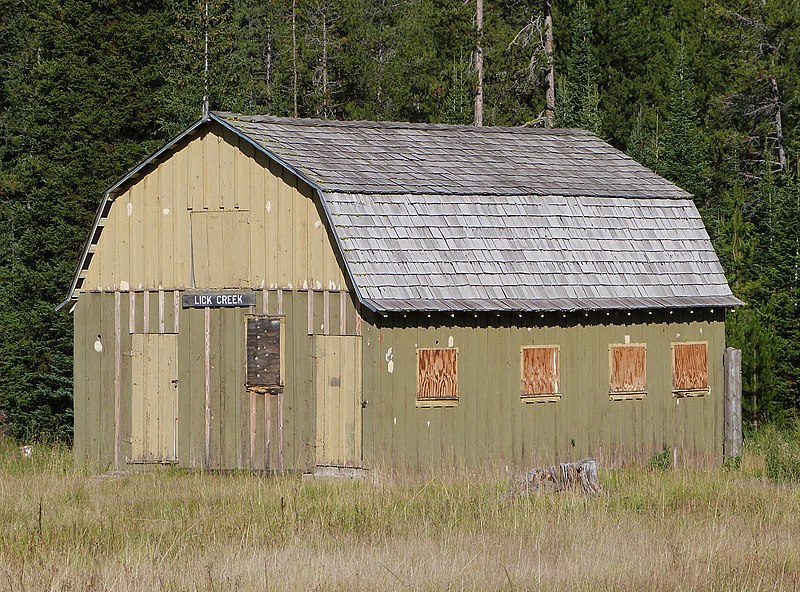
[1,443,799,592]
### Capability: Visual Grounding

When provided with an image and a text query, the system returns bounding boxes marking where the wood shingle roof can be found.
[217,113,740,312]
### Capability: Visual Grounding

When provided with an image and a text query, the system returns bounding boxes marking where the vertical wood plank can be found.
[130,334,144,459]
[72,300,87,465]
[143,290,150,334]
[158,290,165,333]
[221,128,235,210]
[250,390,257,467]
[203,132,219,209]
[115,191,130,291]
[323,290,330,336]
[143,172,161,289]
[310,195,325,290]
[173,290,181,334]
[129,182,145,289]
[307,290,314,335]
[277,169,294,286]
[159,159,175,287]
[129,291,136,334]
[189,132,202,211]
[204,307,211,468]
[237,135,253,211]
[265,159,279,288]
[173,144,191,289]
[114,291,121,468]
[249,152,266,288]
[724,347,742,460]
[339,292,347,335]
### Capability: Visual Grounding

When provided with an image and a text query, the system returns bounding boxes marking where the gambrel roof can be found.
[59,112,741,312]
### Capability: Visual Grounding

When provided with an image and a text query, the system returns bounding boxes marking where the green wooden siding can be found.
[73,289,360,471]
[360,309,726,469]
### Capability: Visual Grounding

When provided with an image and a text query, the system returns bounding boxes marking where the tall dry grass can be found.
[0,442,799,591]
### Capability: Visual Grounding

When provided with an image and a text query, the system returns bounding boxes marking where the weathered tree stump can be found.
[506,458,602,498]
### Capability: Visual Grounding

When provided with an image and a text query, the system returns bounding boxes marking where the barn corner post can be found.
[723,347,743,462]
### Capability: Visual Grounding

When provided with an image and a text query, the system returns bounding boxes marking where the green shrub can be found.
[763,423,800,483]
[647,447,672,470]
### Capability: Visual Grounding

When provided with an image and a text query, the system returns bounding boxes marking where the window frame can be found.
[608,343,647,400]
[245,314,285,393]
[520,345,561,403]
[415,347,459,408]
[671,341,710,398]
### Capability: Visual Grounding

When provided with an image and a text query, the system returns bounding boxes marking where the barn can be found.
[58,113,741,472]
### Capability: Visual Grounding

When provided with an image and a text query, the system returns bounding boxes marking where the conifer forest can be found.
[1,0,799,441]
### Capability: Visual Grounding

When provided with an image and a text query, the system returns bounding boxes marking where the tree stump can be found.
[506,458,601,497]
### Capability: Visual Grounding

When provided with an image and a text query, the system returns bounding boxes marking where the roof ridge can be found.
[213,111,594,135]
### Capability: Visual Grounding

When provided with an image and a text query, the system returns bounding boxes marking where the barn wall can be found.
[360,309,726,470]
[73,288,361,471]
[81,123,346,293]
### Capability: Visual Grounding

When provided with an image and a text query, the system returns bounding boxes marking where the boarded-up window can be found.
[609,344,647,398]
[246,316,283,391]
[416,348,458,404]
[672,342,709,396]
[521,345,560,399]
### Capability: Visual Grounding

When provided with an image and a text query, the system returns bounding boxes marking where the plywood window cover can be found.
[608,343,647,400]
[245,315,285,393]
[416,347,459,407]
[672,341,710,398]
[521,345,561,402]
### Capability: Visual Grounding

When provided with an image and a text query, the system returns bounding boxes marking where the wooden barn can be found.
[59,113,742,472]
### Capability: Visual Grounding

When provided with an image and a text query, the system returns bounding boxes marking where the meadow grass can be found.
[1,442,799,591]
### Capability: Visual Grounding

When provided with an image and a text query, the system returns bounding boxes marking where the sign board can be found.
[182,292,256,308]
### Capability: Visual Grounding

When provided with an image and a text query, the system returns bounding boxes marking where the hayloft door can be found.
[314,336,363,467]
[130,334,179,463]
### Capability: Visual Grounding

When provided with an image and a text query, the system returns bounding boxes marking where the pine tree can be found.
[658,40,707,201]
[553,0,601,134]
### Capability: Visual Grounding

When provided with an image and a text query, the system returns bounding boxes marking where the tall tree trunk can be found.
[292,0,298,118]
[543,0,555,127]
[202,0,209,119]
[322,11,328,117]
[769,76,786,171]
[474,0,484,126]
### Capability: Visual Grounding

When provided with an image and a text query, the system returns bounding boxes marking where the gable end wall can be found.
[82,122,346,293]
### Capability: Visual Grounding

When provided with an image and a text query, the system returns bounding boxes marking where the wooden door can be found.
[130,334,179,463]
[315,336,362,467]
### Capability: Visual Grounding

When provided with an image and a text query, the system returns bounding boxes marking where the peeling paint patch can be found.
[127,202,133,217]
[448,335,454,347]
[119,280,130,291]
[385,347,394,373]
[94,338,103,353]
[162,208,170,215]
[624,335,630,344]
[314,220,322,228]
[266,201,272,213]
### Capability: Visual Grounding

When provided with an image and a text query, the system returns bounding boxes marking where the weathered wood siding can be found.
[74,289,361,470]
[82,123,346,293]
[360,309,726,469]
